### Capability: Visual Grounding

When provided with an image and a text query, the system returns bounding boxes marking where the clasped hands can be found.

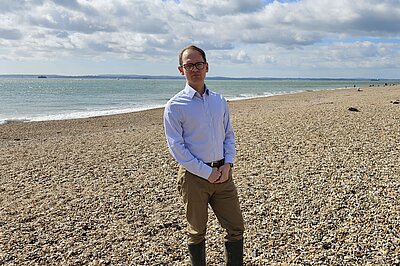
[208,163,230,184]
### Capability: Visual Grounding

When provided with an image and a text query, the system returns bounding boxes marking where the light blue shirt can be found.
[164,84,236,179]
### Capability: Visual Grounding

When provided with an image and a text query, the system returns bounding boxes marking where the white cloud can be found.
[213,49,252,64]
[27,2,116,33]
[1,0,400,77]
[178,0,265,17]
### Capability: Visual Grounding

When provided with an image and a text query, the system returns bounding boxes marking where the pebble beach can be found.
[0,85,399,265]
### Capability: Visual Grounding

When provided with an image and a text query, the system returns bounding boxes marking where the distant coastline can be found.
[0,74,394,81]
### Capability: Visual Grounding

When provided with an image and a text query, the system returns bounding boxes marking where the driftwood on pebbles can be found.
[348,107,360,112]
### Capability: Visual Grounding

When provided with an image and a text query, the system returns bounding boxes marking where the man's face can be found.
[178,49,208,87]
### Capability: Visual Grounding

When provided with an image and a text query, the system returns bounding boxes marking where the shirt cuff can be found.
[198,165,213,180]
[224,155,234,164]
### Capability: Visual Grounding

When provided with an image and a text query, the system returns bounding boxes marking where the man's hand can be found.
[215,163,231,184]
[208,167,221,183]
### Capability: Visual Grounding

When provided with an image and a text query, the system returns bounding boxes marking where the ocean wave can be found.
[0,104,165,125]
[0,118,30,125]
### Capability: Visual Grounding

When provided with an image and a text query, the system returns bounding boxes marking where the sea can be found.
[0,77,398,125]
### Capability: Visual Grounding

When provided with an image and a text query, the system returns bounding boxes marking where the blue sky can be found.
[1,0,399,78]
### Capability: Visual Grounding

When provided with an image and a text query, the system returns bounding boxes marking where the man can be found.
[163,45,245,265]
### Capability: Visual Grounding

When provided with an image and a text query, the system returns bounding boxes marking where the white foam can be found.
[0,104,166,124]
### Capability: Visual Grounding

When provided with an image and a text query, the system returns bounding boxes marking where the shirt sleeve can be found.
[163,103,213,179]
[223,99,236,164]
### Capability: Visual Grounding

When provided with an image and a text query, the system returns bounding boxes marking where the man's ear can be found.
[178,66,184,75]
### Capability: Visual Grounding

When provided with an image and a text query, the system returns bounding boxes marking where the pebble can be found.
[0,86,399,265]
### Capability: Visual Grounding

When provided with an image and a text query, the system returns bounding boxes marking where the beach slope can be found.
[0,86,399,265]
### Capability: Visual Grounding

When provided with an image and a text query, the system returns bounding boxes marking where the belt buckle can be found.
[209,159,224,167]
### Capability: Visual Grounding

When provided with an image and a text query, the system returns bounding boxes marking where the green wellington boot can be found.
[225,239,243,266]
[188,240,206,266]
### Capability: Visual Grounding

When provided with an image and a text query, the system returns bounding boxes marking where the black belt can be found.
[205,159,225,168]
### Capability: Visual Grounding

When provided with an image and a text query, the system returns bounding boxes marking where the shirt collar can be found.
[184,83,209,98]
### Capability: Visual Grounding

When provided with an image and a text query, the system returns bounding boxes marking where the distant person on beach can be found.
[164,45,245,265]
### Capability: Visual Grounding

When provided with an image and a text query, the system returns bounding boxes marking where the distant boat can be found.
[38,75,47,78]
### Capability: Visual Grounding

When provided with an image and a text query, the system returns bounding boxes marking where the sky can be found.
[1,0,400,78]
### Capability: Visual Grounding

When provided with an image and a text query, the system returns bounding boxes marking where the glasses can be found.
[182,62,207,71]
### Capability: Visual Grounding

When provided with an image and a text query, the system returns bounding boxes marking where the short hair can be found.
[179,45,207,66]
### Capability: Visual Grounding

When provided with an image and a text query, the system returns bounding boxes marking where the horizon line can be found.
[0,74,398,80]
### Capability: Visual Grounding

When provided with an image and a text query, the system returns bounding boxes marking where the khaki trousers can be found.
[177,165,245,245]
